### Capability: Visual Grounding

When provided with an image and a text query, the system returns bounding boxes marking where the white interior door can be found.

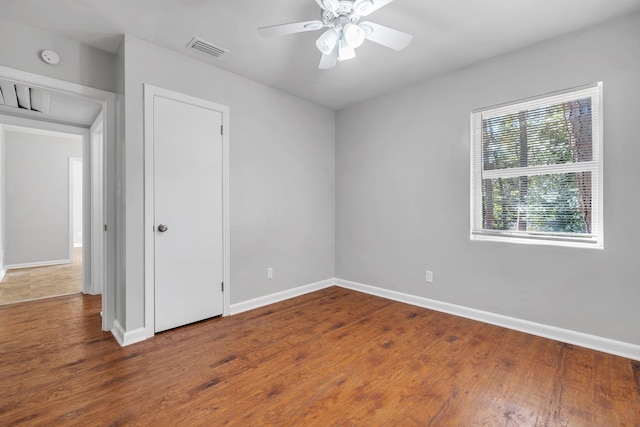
[153,95,224,333]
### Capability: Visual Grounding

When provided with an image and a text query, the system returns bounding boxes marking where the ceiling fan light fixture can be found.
[337,39,356,61]
[342,23,366,48]
[316,28,339,55]
[259,0,412,69]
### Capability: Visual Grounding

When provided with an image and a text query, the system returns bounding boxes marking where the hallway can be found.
[0,247,82,305]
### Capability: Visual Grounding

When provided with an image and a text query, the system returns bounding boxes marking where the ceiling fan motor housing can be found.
[322,1,365,25]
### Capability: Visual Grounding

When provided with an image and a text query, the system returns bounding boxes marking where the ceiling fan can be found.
[258,0,412,69]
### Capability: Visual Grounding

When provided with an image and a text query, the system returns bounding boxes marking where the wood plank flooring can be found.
[0,286,638,426]
[0,248,82,306]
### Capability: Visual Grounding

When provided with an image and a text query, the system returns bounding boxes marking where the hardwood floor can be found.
[0,248,82,306]
[1,286,638,426]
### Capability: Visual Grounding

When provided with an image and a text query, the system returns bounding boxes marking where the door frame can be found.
[143,84,230,339]
[89,115,105,295]
[0,65,117,332]
[69,156,83,264]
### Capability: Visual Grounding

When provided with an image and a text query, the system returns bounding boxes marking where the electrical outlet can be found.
[267,268,273,279]
[425,270,433,283]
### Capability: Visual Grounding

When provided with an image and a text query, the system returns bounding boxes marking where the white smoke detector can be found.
[41,50,60,65]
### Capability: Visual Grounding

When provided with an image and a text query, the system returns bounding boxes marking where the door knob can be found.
[157,224,168,233]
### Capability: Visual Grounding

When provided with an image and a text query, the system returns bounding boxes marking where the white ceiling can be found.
[2,0,640,110]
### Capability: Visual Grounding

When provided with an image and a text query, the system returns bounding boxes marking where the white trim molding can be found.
[230,279,335,315]
[69,156,83,263]
[111,320,148,347]
[5,259,71,270]
[89,114,105,296]
[0,268,6,282]
[335,278,640,361]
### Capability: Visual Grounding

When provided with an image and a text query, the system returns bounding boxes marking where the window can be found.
[471,84,603,248]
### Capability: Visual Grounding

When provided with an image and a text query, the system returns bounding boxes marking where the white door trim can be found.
[89,116,104,295]
[69,157,82,265]
[143,84,230,339]
[0,65,117,332]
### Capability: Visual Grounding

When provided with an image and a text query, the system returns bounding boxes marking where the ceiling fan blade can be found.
[316,0,339,12]
[360,21,412,50]
[319,48,338,69]
[258,20,324,37]
[355,0,394,16]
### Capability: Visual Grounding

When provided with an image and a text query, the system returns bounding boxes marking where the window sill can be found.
[470,233,603,250]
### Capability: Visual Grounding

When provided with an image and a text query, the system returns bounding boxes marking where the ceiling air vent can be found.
[186,37,229,59]
[0,80,50,114]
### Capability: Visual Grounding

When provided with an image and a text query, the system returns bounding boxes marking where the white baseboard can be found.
[0,268,6,282]
[229,278,335,315]
[114,276,639,360]
[118,279,335,346]
[111,320,125,345]
[335,278,640,361]
[111,320,148,347]
[5,259,72,270]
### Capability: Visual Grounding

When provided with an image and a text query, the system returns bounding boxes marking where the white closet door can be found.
[153,95,223,333]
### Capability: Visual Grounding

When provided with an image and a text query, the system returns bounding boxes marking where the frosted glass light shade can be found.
[337,39,356,61]
[316,29,339,54]
[343,23,365,48]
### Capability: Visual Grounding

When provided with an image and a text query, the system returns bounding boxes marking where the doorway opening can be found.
[0,125,86,305]
[0,65,116,331]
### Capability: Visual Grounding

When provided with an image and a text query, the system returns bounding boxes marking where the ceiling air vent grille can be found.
[0,80,51,114]
[186,37,229,59]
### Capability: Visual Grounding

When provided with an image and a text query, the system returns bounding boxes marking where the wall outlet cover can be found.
[425,270,433,283]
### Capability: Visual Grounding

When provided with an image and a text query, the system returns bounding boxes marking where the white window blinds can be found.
[471,84,603,248]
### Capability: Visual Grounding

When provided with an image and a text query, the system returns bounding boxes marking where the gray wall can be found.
[336,12,640,345]
[0,19,117,93]
[120,35,335,331]
[0,127,4,272]
[4,129,82,266]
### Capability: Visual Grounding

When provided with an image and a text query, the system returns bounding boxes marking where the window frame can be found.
[470,83,603,249]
